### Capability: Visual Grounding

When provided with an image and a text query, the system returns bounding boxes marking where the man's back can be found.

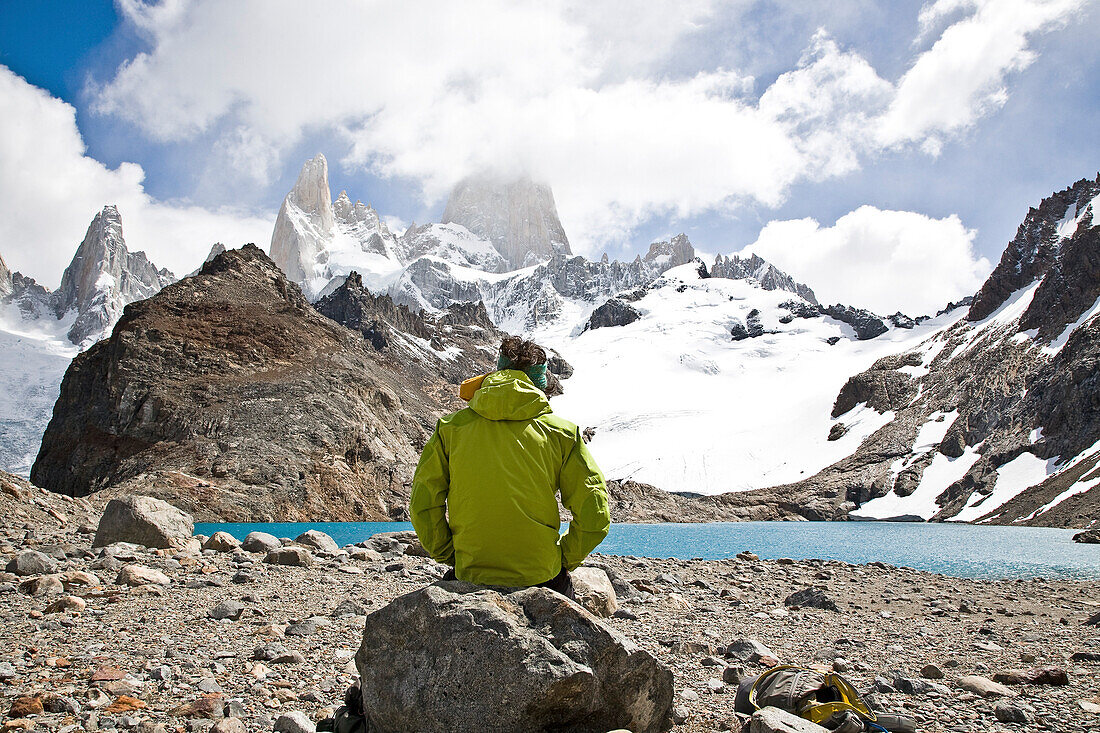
[410,369,609,587]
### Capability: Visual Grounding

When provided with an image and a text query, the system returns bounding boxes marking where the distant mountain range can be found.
[3,156,1098,529]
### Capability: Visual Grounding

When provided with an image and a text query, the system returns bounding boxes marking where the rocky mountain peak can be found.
[32,244,465,520]
[0,251,11,298]
[54,205,175,346]
[643,234,695,269]
[968,175,1100,322]
[710,252,819,305]
[441,174,571,270]
[270,154,337,288]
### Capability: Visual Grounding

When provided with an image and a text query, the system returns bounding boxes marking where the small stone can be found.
[920,664,944,679]
[0,662,16,680]
[104,695,147,714]
[59,570,101,587]
[1,720,34,733]
[294,530,339,553]
[211,719,247,733]
[116,564,170,586]
[831,658,849,673]
[726,638,779,665]
[20,574,64,596]
[203,532,241,552]
[44,594,86,614]
[9,696,43,717]
[671,704,692,724]
[893,677,932,695]
[209,600,246,621]
[242,532,282,553]
[1072,651,1100,662]
[6,550,59,576]
[169,695,225,719]
[273,711,316,733]
[706,678,725,693]
[994,701,1032,724]
[722,666,743,685]
[265,547,313,567]
[272,652,306,665]
[957,675,1014,697]
[285,618,319,637]
[196,678,223,693]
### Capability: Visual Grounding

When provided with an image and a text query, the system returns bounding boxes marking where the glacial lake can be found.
[194,521,1100,580]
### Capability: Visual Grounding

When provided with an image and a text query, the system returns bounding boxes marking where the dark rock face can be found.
[587,298,641,331]
[1019,216,1100,340]
[779,300,819,320]
[821,304,889,340]
[730,309,769,341]
[832,354,921,418]
[711,253,818,304]
[1074,529,1100,543]
[442,175,572,270]
[355,581,674,733]
[315,272,433,349]
[643,234,695,270]
[969,176,1099,322]
[316,272,501,387]
[31,245,462,521]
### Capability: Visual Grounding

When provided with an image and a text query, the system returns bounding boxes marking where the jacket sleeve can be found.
[409,423,455,566]
[558,428,611,571]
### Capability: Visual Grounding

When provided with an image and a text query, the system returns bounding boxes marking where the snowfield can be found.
[540,263,966,495]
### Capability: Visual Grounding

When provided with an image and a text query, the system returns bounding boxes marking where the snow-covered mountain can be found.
[775,175,1100,526]
[0,205,175,475]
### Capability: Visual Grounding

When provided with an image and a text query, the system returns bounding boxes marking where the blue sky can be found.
[0,0,1097,314]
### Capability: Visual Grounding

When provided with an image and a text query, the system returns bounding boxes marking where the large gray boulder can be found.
[93,496,194,549]
[355,581,673,733]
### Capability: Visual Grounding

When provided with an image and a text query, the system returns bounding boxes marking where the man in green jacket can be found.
[410,337,610,598]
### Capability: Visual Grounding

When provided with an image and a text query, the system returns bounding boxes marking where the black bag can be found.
[317,684,369,733]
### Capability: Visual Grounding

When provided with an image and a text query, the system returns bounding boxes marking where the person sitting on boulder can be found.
[410,336,610,599]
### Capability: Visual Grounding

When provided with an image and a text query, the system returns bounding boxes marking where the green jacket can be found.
[410,370,610,586]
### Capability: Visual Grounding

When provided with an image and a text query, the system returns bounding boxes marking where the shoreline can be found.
[2,485,1100,733]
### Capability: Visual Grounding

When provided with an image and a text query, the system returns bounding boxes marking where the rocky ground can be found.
[1,483,1099,733]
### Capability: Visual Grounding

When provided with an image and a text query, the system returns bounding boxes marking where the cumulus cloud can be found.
[879,0,1084,152]
[0,66,270,285]
[741,207,991,315]
[86,0,1082,268]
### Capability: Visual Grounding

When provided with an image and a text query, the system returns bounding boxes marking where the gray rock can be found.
[202,532,241,552]
[0,661,16,680]
[265,547,313,567]
[783,587,839,611]
[725,639,779,664]
[920,664,945,679]
[285,619,319,637]
[294,530,339,554]
[572,566,620,617]
[6,550,59,576]
[750,706,829,732]
[893,677,933,695]
[115,564,171,587]
[93,496,194,549]
[209,600,246,621]
[1073,529,1100,544]
[20,575,64,596]
[587,298,641,331]
[957,675,1014,697]
[273,711,315,733]
[211,719,247,733]
[355,581,673,733]
[994,701,1032,723]
[242,532,282,553]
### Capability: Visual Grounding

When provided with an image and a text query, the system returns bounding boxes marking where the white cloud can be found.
[741,206,991,315]
[879,0,1084,150]
[79,0,1084,266]
[0,66,271,286]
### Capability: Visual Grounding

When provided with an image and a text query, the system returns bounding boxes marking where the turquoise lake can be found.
[194,521,1100,580]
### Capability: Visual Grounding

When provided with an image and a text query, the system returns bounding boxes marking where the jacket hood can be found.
[468,370,552,421]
